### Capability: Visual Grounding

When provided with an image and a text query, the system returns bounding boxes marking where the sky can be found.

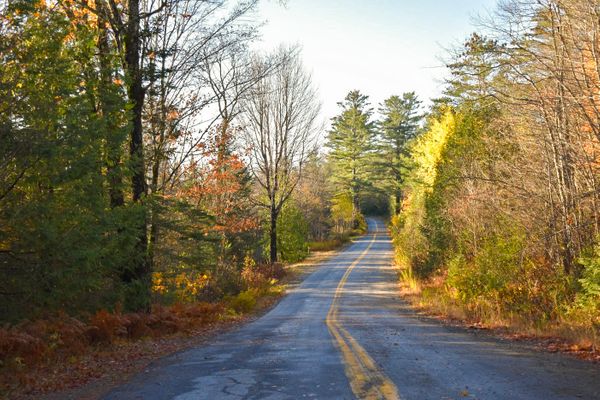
[255,0,498,123]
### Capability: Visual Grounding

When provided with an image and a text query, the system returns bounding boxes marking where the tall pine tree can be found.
[378,92,422,214]
[326,90,375,221]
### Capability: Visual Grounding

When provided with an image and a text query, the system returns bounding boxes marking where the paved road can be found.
[105,219,600,400]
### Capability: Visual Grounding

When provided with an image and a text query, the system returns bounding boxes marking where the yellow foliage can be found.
[152,272,168,294]
[152,270,210,302]
[393,110,456,270]
[412,110,456,191]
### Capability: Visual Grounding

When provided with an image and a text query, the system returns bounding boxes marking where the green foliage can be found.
[330,191,367,234]
[577,244,600,309]
[308,236,349,252]
[377,93,422,213]
[0,5,136,320]
[445,221,574,323]
[227,289,259,314]
[354,213,367,234]
[0,1,285,326]
[444,33,501,105]
[565,248,600,338]
[391,103,577,326]
[389,1,600,347]
[275,202,310,263]
[359,192,389,216]
[330,192,354,233]
[448,227,524,303]
[326,90,376,216]
[391,109,456,275]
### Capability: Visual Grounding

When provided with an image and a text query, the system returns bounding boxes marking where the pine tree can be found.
[326,90,375,221]
[0,3,135,319]
[378,93,422,214]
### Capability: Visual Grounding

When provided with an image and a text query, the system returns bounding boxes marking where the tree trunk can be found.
[123,0,150,310]
[97,5,124,208]
[270,206,278,264]
[126,0,146,204]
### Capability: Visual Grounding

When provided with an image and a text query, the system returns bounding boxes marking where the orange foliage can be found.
[0,303,225,374]
[181,126,258,234]
[60,0,99,29]
[87,309,127,344]
[0,329,45,367]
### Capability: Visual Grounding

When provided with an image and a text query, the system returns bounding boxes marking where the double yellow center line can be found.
[325,223,400,400]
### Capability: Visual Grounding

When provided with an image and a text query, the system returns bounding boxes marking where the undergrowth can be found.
[397,267,600,352]
[0,275,286,396]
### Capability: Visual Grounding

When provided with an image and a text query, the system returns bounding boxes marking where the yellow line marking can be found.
[326,221,400,400]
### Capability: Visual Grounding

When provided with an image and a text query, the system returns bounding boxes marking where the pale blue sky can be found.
[256,0,498,122]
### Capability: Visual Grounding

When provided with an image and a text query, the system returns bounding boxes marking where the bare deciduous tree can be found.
[242,49,321,263]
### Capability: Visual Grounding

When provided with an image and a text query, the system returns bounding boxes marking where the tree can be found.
[87,0,261,309]
[0,2,135,319]
[186,125,259,260]
[378,92,422,214]
[387,0,600,338]
[140,0,259,273]
[276,201,309,263]
[242,49,320,264]
[294,154,332,241]
[326,90,375,221]
[464,0,600,275]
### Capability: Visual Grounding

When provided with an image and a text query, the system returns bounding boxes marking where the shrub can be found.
[88,309,126,344]
[578,248,600,307]
[308,237,346,252]
[171,302,224,325]
[569,244,600,340]
[0,301,231,376]
[276,202,310,263]
[353,213,367,234]
[447,229,525,315]
[228,289,258,314]
[241,255,268,289]
[0,328,46,368]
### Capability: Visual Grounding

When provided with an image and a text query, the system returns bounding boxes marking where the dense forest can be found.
[1,0,600,381]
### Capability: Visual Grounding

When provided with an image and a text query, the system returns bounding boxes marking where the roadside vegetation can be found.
[390,0,600,353]
[3,0,600,396]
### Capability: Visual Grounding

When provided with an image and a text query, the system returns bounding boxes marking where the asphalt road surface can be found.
[105,218,600,400]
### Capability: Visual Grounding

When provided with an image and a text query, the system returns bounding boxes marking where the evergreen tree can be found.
[326,90,375,221]
[0,3,135,319]
[378,93,422,214]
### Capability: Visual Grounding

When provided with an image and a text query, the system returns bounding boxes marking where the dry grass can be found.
[397,267,600,361]
[308,238,347,252]
[0,284,288,399]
